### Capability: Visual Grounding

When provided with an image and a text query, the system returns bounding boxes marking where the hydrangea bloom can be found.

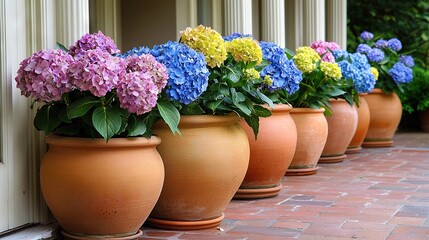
[310,41,341,62]
[68,49,125,97]
[367,48,385,63]
[259,41,302,94]
[320,62,342,79]
[388,62,413,84]
[123,54,168,91]
[332,50,349,59]
[223,33,253,41]
[225,37,263,64]
[293,47,321,73]
[180,25,227,68]
[356,44,372,54]
[360,31,374,41]
[398,55,415,67]
[336,53,376,93]
[387,38,402,51]
[244,68,260,80]
[375,39,388,49]
[371,67,379,80]
[121,46,150,58]
[150,41,209,104]
[15,49,74,102]
[69,31,120,57]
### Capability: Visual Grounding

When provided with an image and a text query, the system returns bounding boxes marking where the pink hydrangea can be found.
[69,31,120,57]
[68,49,125,97]
[123,54,168,92]
[310,41,341,62]
[116,72,159,115]
[15,49,74,102]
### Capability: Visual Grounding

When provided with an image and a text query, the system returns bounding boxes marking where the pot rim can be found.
[290,107,325,114]
[264,103,292,112]
[155,113,241,129]
[45,135,161,148]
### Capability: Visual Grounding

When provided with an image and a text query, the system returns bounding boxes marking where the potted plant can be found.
[15,32,180,239]
[399,66,429,131]
[353,31,414,147]
[222,34,302,199]
[283,46,344,175]
[123,25,273,230]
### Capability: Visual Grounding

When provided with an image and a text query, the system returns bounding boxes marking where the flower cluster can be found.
[320,61,342,79]
[310,41,341,62]
[15,49,74,102]
[355,31,414,93]
[180,25,227,68]
[68,31,120,57]
[225,37,263,65]
[293,47,321,73]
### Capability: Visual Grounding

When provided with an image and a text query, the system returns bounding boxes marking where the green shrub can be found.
[399,66,429,113]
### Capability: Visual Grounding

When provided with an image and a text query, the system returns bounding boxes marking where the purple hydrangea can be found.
[388,62,413,84]
[259,41,302,94]
[149,41,209,104]
[387,38,402,51]
[356,44,372,54]
[375,39,388,49]
[69,31,120,57]
[223,33,253,41]
[398,55,415,68]
[360,31,374,41]
[15,49,74,102]
[68,49,125,97]
[367,48,385,63]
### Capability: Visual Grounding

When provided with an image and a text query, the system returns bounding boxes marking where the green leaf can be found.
[235,102,252,116]
[68,96,99,119]
[127,115,147,137]
[58,107,71,123]
[157,101,181,135]
[56,42,69,52]
[92,106,122,142]
[180,102,206,115]
[254,105,272,117]
[34,104,62,134]
[256,89,274,108]
[283,48,296,59]
[206,99,224,112]
[54,124,82,136]
[244,115,259,139]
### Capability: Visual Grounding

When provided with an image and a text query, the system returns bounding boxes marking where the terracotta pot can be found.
[235,104,297,199]
[41,135,164,239]
[362,88,402,147]
[286,108,328,176]
[147,114,249,230]
[347,94,370,153]
[319,99,358,163]
[419,109,429,132]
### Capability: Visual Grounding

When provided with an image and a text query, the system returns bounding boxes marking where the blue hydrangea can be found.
[387,38,402,51]
[259,41,302,94]
[149,41,209,104]
[356,44,371,54]
[367,48,385,63]
[398,55,415,68]
[360,31,374,41]
[375,39,388,49]
[223,33,253,41]
[337,53,375,93]
[332,50,349,60]
[121,46,150,58]
[388,62,413,84]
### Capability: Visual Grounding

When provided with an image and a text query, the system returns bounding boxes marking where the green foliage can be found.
[398,66,429,113]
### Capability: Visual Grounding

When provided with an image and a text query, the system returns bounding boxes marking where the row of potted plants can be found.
[15,27,413,239]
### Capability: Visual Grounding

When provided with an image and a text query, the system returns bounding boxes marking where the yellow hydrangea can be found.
[320,62,342,79]
[225,37,263,65]
[293,47,321,73]
[180,25,227,68]
[371,67,379,80]
[244,68,260,80]
[263,75,273,86]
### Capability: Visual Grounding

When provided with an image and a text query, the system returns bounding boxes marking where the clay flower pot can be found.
[41,135,164,239]
[286,108,328,176]
[319,99,358,163]
[347,94,370,153]
[147,114,249,230]
[362,88,402,147]
[235,104,297,199]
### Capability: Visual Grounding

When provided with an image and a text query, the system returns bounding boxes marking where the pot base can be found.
[362,139,393,148]
[345,146,362,154]
[285,167,318,176]
[147,213,224,230]
[61,230,143,240]
[234,184,282,199]
[318,154,346,163]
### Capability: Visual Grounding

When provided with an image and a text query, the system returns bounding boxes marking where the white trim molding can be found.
[224,0,253,35]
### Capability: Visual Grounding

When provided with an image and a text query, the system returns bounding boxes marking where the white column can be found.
[303,0,325,45]
[176,0,197,39]
[224,0,253,35]
[89,0,122,49]
[212,0,223,34]
[326,0,347,49]
[286,0,303,51]
[56,0,89,47]
[261,0,285,47]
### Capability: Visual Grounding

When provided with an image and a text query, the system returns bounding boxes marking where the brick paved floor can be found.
[140,132,429,240]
